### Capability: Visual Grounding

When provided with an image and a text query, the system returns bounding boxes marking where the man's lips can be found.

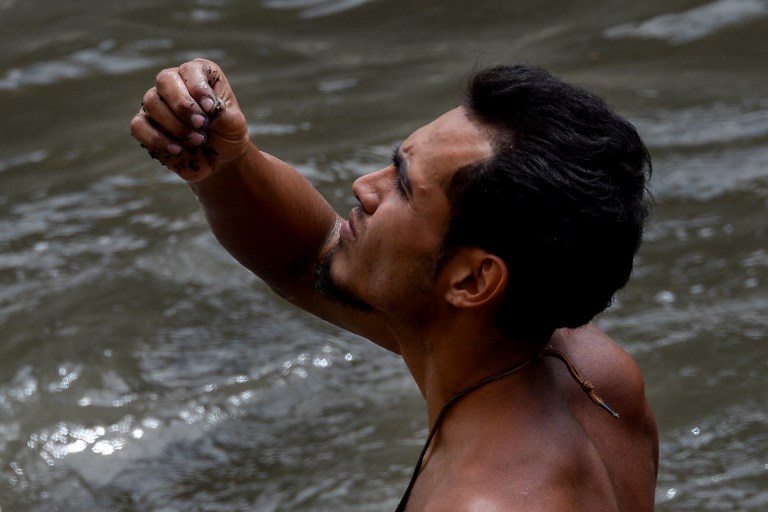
[340,208,360,241]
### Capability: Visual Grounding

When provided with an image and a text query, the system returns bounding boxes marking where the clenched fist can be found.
[130,59,250,182]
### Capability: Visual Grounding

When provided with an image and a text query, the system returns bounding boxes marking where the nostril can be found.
[356,191,375,215]
[354,193,365,212]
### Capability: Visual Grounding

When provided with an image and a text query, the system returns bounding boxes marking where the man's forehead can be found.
[401,107,493,175]
[407,107,476,140]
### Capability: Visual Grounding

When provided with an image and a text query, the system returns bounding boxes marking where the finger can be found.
[178,59,245,126]
[130,110,207,181]
[177,59,232,115]
[154,66,211,130]
[178,60,248,144]
[142,86,208,147]
[130,108,183,156]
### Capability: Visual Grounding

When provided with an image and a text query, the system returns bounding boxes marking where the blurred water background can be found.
[1,0,766,510]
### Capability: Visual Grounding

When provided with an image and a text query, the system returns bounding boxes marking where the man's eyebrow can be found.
[391,144,413,196]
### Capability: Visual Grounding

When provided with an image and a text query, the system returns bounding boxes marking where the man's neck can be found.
[394,317,539,428]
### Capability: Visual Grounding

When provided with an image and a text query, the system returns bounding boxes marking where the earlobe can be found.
[444,249,508,309]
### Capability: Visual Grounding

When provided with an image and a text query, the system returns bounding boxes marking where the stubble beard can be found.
[311,243,374,313]
[312,240,443,327]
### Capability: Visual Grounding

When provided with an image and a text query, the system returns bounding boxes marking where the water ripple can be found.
[263,0,373,19]
[605,0,768,44]
[658,404,768,509]
[0,149,48,173]
[637,101,768,149]
[0,39,167,90]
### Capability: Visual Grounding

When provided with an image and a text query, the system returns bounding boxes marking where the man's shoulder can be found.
[552,324,647,407]
[549,324,659,511]
[417,414,619,512]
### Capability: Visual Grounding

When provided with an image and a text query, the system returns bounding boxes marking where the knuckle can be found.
[142,87,157,105]
[155,67,176,83]
[171,96,196,116]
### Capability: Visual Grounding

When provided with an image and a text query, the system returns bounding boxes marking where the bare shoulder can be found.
[551,324,651,421]
[411,325,658,512]
[420,436,619,512]
[550,324,659,511]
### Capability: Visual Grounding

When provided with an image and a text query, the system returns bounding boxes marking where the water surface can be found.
[1,0,767,510]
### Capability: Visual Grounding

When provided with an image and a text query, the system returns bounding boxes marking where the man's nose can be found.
[352,168,386,214]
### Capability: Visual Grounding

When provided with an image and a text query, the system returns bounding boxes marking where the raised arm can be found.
[130,59,337,282]
[130,59,398,351]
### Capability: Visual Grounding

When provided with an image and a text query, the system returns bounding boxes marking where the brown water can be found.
[1,0,767,510]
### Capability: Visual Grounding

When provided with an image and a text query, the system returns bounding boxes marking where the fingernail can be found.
[187,131,207,146]
[191,114,207,129]
[200,97,215,113]
[168,143,183,155]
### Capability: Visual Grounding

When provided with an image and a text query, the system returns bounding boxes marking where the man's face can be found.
[328,107,493,319]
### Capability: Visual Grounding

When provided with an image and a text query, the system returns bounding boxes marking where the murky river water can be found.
[1,0,766,510]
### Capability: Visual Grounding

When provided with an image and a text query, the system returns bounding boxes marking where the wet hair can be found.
[442,64,652,346]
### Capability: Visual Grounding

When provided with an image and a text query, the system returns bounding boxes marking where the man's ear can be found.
[443,248,508,309]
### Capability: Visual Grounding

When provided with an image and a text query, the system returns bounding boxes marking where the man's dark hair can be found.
[443,64,652,345]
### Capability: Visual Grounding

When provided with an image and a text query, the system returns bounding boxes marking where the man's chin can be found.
[312,249,373,313]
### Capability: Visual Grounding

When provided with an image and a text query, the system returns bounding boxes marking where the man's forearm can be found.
[130,59,342,306]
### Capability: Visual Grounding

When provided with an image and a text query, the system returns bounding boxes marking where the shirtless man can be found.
[131,59,658,511]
